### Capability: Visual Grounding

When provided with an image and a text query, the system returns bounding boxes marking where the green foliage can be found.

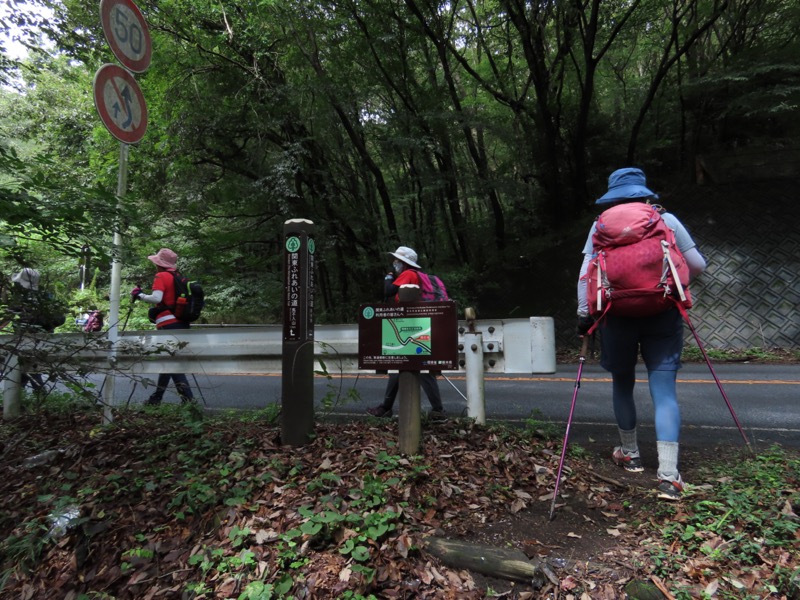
[523,409,563,440]
[681,346,800,363]
[315,342,364,414]
[3,0,800,326]
[644,447,800,597]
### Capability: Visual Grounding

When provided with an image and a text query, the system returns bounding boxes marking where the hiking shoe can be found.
[428,409,447,422]
[612,446,644,472]
[657,477,684,501]
[366,405,392,418]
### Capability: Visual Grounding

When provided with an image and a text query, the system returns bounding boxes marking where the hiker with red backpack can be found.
[576,168,707,500]
[130,248,195,406]
[366,246,447,421]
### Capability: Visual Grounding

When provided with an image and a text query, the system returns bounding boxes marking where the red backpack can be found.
[584,203,691,319]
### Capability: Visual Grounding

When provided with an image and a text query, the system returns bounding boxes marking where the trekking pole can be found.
[549,336,589,521]
[120,301,135,333]
[120,289,140,333]
[191,373,207,407]
[441,373,468,402]
[679,307,753,454]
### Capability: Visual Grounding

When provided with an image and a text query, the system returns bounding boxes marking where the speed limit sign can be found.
[100,0,151,73]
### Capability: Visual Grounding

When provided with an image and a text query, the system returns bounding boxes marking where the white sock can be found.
[657,441,680,481]
[618,427,638,455]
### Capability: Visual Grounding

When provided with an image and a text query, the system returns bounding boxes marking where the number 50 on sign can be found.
[100,0,152,73]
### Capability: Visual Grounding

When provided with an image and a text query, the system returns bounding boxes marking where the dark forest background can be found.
[1,0,799,346]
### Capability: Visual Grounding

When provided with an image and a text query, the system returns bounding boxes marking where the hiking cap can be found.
[148,248,178,271]
[596,167,659,205]
[388,246,421,269]
[12,268,40,290]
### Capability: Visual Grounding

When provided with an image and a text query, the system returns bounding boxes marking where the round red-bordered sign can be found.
[100,0,151,73]
[93,64,148,144]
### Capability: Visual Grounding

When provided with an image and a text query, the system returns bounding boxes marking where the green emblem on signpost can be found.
[286,236,301,253]
[308,239,315,254]
[362,307,375,320]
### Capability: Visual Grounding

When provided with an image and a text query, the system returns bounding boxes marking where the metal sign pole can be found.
[102,141,128,424]
[281,219,315,446]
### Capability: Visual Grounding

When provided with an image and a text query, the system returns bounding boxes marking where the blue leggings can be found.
[612,369,680,442]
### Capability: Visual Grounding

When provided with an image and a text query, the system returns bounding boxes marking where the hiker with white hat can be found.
[6,268,66,391]
[366,246,446,421]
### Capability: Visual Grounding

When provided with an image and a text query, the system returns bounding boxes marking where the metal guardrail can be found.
[1,317,556,376]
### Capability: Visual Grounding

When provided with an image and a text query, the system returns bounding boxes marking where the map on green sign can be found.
[382,318,432,355]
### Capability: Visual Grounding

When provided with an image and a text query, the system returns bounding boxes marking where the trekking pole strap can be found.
[662,240,687,301]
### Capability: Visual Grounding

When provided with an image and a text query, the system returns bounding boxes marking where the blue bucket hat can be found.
[596,167,658,205]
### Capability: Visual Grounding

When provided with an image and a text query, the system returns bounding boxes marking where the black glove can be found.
[576,314,595,336]
[130,287,143,300]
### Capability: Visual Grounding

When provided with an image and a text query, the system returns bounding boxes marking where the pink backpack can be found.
[417,272,449,302]
[584,203,691,319]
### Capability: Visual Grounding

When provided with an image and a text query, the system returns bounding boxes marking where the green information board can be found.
[358,301,458,370]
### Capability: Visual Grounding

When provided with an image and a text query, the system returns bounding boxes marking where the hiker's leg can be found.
[599,316,641,459]
[147,373,170,405]
[381,373,399,410]
[173,374,193,403]
[23,372,45,392]
[641,309,684,483]
[150,321,192,405]
[421,373,444,412]
[599,315,639,432]
[648,370,680,442]
[611,370,637,432]
[641,308,683,443]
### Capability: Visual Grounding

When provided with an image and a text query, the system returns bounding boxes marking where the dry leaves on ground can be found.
[0,409,797,599]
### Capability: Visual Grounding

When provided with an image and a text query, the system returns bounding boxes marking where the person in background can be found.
[131,248,194,405]
[366,246,446,421]
[6,268,66,391]
[577,168,706,501]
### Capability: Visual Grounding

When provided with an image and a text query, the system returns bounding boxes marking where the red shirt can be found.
[152,271,176,305]
[392,269,420,302]
[151,270,180,328]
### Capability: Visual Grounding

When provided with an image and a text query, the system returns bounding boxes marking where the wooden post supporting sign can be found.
[397,285,422,455]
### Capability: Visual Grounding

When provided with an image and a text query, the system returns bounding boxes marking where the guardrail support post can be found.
[465,332,485,424]
[531,317,556,373]
[463,308,485,424]
[281,219,316,446]
[2,352,22,419]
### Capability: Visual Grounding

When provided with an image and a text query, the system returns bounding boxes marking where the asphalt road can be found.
[103,362,800,450]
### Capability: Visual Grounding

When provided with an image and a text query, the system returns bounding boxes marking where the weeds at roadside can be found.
[523,408,562,439]
[680,345,800,363]
[640,446,800,598]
